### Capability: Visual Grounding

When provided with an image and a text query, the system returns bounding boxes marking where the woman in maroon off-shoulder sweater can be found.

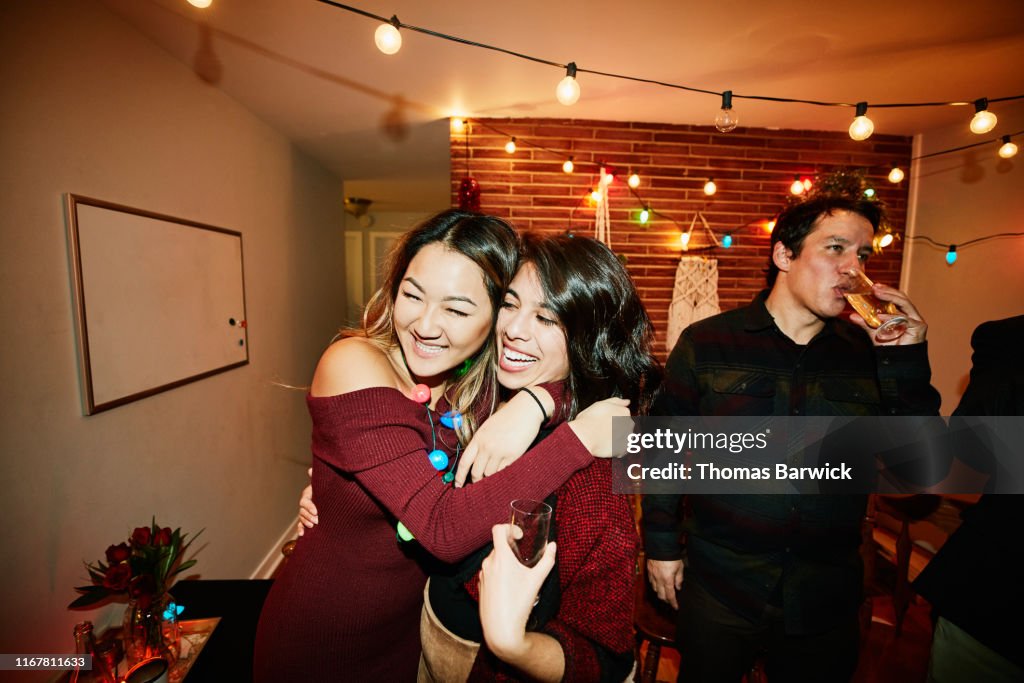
[253,211,629,682]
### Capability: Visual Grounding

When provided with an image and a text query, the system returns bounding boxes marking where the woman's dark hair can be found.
[519,233,663,417]
[358,209,520,438]
[767,196,882,286]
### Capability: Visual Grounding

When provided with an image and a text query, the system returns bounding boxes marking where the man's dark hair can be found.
[766,196,883,286]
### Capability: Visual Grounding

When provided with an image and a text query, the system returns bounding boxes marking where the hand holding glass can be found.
[507,499,552,567]
[842,269,908,342]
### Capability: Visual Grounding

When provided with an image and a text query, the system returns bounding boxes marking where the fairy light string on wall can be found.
[315,0,1023,138]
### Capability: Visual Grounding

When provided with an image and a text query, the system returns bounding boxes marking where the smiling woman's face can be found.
[495,262,570,390]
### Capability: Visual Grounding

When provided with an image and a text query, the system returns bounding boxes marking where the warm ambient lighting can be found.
[628,173,640,189]
[563,157,574,173]
[505,137,517,154]
[704,179,717,196]
[187,0,212,7]
[790,176,805,195]
[849,102,874,141]
[375,19,402,55]
[765,219,777,233]
[969,98,997,135]
[714,90,739,132]
[888,167,905,183]
[998,136,1018,159]
[591,188,602,202]
[556,63,581,106]
[878,233,894,248]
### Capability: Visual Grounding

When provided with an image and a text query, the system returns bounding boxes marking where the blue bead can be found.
[440,410,463,429]
[428,449,449,470]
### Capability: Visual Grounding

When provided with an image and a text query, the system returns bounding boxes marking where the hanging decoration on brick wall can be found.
[456,122,481,212]
[667,256,721,353]
[593,166,612,247]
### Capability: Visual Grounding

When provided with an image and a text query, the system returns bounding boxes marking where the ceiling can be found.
[100,0,1024,205]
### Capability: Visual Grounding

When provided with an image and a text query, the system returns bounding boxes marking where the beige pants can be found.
[417,580,481,683]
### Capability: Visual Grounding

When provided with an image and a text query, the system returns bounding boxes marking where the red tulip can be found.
[131,527,152,546]
[105,543,130,564]
[102,563,132,591]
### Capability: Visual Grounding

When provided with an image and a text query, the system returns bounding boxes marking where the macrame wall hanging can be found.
[666,212,721,352]
[593,167,612,248]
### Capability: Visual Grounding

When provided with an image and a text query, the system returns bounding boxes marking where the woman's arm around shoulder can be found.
[310,337,402,397]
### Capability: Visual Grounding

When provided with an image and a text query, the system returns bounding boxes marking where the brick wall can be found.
[450,118,911,357]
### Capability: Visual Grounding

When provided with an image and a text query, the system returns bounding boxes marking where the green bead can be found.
[442,471,454,484]
[396,521,415,542]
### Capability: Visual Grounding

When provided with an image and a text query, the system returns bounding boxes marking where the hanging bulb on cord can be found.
[628,172,640,189]
[187,0,212,7]
[714,91,738,132]
[969,98,997,135]
[790,176,805,195]
[375,17,402,55]
[505,137,517,154]
[946,245,958,265]
[998,136,1018,159]
[563,157,574,174]
[722,233,733,248]
[639,207,650,224]
[556,63,581,106]
[704,179,717,196]
[849,102,874,141]
[888,167,905,183]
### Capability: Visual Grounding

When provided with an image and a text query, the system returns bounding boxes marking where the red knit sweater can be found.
[254,386,591,682]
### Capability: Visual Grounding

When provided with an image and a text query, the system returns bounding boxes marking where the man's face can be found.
[776,210,875,321]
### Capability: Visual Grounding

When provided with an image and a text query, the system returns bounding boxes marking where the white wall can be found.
[0,0,345,664]
[904,100,1024,414]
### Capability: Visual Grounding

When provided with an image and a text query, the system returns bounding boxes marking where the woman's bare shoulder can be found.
[310,337,402,397]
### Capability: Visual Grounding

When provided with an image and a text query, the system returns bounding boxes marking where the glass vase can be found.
[123,593,181,667]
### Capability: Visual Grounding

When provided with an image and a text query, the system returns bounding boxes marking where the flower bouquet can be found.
[69,519,202,665]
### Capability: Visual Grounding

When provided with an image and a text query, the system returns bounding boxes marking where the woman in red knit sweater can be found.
[254,211,629,682]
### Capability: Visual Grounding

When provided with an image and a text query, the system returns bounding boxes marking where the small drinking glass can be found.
[842,269,908,342]
[507,499,552,567]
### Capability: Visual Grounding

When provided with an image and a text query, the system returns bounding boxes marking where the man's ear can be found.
[772,241,794,273]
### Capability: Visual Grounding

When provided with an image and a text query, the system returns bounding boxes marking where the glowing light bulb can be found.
[970,98,997,135]
[722,233,733,248]
[704,179,717,196]
[628,173,640,189]
[450,118,465,133]
[563,157,574,174]
[591,189,602,202]
[790,176,805,195]
[556,62,580,106]
[639,207,650,224]
[601,171,614,186]
[946,245,958,265]
[766,219,776,233]
[505,137,517,154]
[187,0,212,7]
[374,19,402,55]
[803,179,812,191]
[849,102,874,141]
[714,90,738,132]
[878,233,894,248]
[888,167,905,183]
[680,231,691,249]
[998,136,1018,159]
[864,188,876,198]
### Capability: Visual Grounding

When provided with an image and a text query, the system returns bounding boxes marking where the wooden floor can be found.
[641,594,933,683]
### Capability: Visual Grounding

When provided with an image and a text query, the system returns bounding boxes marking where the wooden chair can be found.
[634,558,679,683]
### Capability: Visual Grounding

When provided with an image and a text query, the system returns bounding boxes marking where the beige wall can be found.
[903,100,1024,414]
[0,0,345,663]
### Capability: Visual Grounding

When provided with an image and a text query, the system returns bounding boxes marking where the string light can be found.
[628,172,640,189]
[556,62,581,106]
[601,168,614,185]
[680,231,691,249]
[864,188,876,198]
[374,16,402,55]
[888,167,905,183]
[998,135,1018,158]
[703,178,717,196]
[722,233,733,248]
[849,102,874,141]
[803,178,812,192]
[563,157,574,173]
[946,245,958,265]
[450,118,465,133]
[766,219,777,233]
[790,176,805,195]
[639,207,650,224]
[969,98,997,135]
[591,188,602,202]
[187,0,212,7]
[714,90,739,132]
[505,137,517,154]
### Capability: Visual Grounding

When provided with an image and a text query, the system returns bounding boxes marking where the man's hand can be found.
[850,283,928,346]
[646,558,683,610]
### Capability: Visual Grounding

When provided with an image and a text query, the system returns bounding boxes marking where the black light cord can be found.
[315,1,1024,111]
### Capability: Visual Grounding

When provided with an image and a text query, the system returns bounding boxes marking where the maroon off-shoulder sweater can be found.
[254,386,589,682]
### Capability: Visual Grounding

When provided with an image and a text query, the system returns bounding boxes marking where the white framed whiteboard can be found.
[65,194,249,415]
